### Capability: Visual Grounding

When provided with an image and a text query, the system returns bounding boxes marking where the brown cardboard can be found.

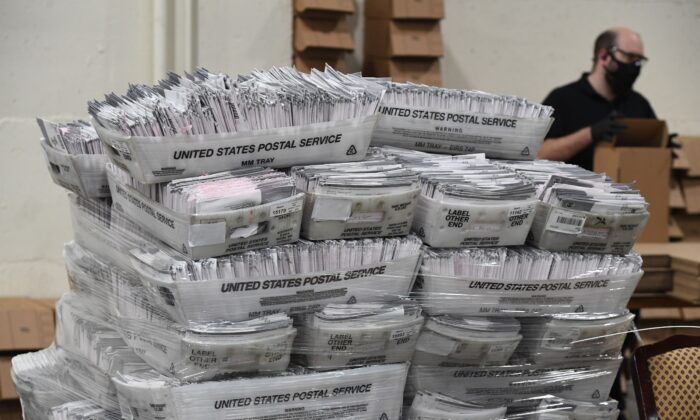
[635,244,671,268]
[670,178,685,209]
[294,0,355,16]
[365,0,445,20]
[293,51,348,72]
[364,57,441,86]
[294,17,354,53]
[673,147,692,171]
[639,307,682,320]
[669,215,684,240]
[675,136,700,176]
[0,358,16,400]
[635,268,673,293]
[681,307,700,321]
[0,400,22,420]
[593,119,670,242]
[609,119,668,148]
[673,213,700,240]
[681,178,700,214]
[364,19,443,58]
[0,297,54,351]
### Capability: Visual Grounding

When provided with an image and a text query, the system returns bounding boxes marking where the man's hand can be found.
[590,112,628,142]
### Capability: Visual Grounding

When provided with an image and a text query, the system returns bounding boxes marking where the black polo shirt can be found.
[542,73,656,170]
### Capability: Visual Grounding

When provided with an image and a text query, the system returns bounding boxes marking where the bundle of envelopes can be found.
[406,391,621,420]
[90,66,385,183]
[292,159,421,239]
[417,246,643,315]
[20,65,658,419]
[371,82,554,160]
[37,118,109,197]
[294,302,424,369]
[502,160,650,254]
[107,164,305,258]
[382,150,539,247]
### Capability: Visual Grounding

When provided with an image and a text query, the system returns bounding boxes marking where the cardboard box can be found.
[294,0,355,16]
[669,215,684,240]
[364,19,443,58]
[675,136,700,176]
[670,178,685,210]
[593,119,671,242]
[673,212,700,240]
[635,268,673,293]
[681,178,700,214]
[0,298,54,351]
[293,50,348,72]
[294,16,354,53]
[364,57,441,85]
[0,357,16,400]
[0,400,22,420]
[365,0,444,20]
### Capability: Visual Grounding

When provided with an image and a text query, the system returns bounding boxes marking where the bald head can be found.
[593,27,644,67]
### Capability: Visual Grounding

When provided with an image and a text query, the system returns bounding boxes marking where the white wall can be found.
[1,0,698,297]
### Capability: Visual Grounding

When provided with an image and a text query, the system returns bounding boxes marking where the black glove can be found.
[591,112,628,142]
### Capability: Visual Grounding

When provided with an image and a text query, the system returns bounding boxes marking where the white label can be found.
[581,227,610,239]
[546,209,586,234]
[390,325,420,341]
[542,328,581,350]
[189,222,226,247]
[348,211,385,224]
[508,203,536,218]
[311,198,352,221]
[270,199,303,217]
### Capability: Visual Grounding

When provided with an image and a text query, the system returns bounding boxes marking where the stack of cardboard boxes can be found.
[293,0,355,72]
[363,0,444,85]
[670,136,700,240]
[0,298,56,420]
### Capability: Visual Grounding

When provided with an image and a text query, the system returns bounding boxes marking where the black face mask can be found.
[604,55,641,97]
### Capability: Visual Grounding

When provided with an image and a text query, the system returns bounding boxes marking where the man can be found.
[537,27,656,169]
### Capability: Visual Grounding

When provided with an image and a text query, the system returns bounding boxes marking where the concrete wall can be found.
[1,0,698,297]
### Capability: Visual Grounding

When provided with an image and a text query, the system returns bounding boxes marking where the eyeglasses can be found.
[609,46,648,67]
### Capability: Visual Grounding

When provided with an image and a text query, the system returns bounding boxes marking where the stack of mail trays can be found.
[15,66,649,420]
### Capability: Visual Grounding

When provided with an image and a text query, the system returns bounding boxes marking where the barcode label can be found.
[546,209,586,234]
[556,216,584,226]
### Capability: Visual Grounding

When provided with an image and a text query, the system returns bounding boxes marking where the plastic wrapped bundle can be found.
[416,246,643,316]
[381,151,539,247]
[62,255,297,382]
[512,312,635,363]
[294,302,423,369]
[130,235,423,323]
[68,194,424,324]
[37,118,109,197]
[291,159,421,240]
[406,357,623,405]
[371,82,554,160]
[49,400,120,420]
[406,391,507,420]
[112,363,409,420]
[412,316,522,367]
[107,165,304,258]
[405,392,620,420]
[501,160,649,255]
[90,66,385,183]
[11,347,124,419]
